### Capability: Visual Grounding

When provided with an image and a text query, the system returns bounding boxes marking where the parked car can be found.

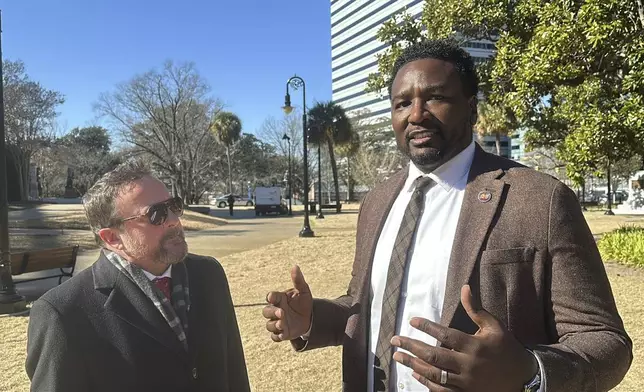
[210,194,254,208]
[599,190,629,204]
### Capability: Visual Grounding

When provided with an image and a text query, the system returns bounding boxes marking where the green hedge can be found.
[597,225,644,267]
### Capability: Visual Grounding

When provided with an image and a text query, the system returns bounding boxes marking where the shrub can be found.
[597,225,644,267]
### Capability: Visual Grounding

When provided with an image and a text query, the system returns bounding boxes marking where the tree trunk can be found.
[7,147,26,201]
[16,158,28,201]
[637,0,644,29]
[226,147,232,194]
[326,138,341,212]
[581,181,585,202]
[495,132,502,156]
[18,163,26,200]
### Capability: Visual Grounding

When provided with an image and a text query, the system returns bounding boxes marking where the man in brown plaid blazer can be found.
[263,39,632,392]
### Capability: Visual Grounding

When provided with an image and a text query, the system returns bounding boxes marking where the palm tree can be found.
[476,101,513,155]
[307,101,353,212]
[335,131,360,201]
[210,111,242,194]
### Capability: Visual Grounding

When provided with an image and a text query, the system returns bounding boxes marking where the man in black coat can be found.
[26,160,251,392]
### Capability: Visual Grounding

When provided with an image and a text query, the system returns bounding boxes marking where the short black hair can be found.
[388,38,479,98]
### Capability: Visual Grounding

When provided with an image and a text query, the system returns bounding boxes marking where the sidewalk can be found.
[11,214,306,301]
[9,228,88,236]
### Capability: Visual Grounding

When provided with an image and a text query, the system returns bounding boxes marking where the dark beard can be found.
[398,138,444,168]
[409,147,442,167]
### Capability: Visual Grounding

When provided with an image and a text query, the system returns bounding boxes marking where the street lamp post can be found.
[0,11,27,314]
[316,143,324,219]
[282,134,293,216]
[282,75,314,237]
[605,159,615,215]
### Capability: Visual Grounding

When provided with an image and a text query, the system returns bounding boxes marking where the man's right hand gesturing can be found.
[263,265,313,342]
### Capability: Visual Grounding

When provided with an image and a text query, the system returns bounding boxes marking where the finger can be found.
[265,320,283,334]
[407,317,472,352]
[460,285,501,331]
[266,291,287,307]
[412,371,461,392]
[391,351,463,390]
[262,305,282,320]
[391,336,463,372]
[290,265,310,293]
[270,333,283,343]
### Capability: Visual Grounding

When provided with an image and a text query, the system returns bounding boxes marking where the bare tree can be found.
[342,109,404,192]
[257,111,303,158]
[257,111,315,200]
[94,61,223,203]
[352,147,405,191]
[32,147,66,198]
[4,60,65,200]
[54,127,123,195]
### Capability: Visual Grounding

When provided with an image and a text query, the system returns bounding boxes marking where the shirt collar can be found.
[142,264,172,281]
[405,137,476,192]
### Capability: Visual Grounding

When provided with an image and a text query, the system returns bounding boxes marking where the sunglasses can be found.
[119,197,184,226]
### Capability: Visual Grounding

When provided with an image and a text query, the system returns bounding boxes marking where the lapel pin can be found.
[477,190,492,203]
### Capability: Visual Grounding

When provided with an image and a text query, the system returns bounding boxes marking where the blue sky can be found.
[1,0,332,138]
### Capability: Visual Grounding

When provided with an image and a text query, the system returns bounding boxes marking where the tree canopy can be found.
[367,0,644,185]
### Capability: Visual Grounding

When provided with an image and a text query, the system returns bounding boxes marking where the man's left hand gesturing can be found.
[391,285,539,391]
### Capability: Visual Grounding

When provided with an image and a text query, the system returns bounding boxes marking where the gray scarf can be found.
[104,250,191,351]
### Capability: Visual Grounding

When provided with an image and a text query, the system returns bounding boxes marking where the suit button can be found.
[398,382,405,390]
[192,368,198,379]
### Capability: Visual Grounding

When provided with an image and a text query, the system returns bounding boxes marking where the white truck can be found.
[254,187,287,216]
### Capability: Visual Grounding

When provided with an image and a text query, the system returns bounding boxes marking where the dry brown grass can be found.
[604,264,644,392]
[584,211,644,235]
[227,212,644,392]
[7,208,228,252]
[8,209,227,232]
[0,314,30,392]
[1,208,642,391]
[9,232,97,252]
[224,230,355,392]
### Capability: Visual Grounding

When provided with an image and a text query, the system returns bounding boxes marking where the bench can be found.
[308,203,343,213]
[320,204,342,211]
[10,245,79,285]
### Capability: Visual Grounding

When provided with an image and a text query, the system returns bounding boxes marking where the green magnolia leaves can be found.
[367,0,644,186]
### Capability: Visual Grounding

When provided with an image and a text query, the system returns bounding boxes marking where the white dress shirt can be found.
[368,140,476,391]
[142,265,172,281]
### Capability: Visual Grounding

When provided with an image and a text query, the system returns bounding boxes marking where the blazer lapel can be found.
[93,253,189,361]
[345,167,408,390]
[359,168,409,294]
[440,145,506,331]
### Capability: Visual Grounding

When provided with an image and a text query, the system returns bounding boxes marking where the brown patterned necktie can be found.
[374,176,436,391]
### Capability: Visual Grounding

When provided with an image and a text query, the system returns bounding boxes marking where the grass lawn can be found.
[8,232,98,252]
[7,205,228,252]
[8,207,227,231]
[0,206,642,391]
[584,210,644,236]
[225,211,644,392]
